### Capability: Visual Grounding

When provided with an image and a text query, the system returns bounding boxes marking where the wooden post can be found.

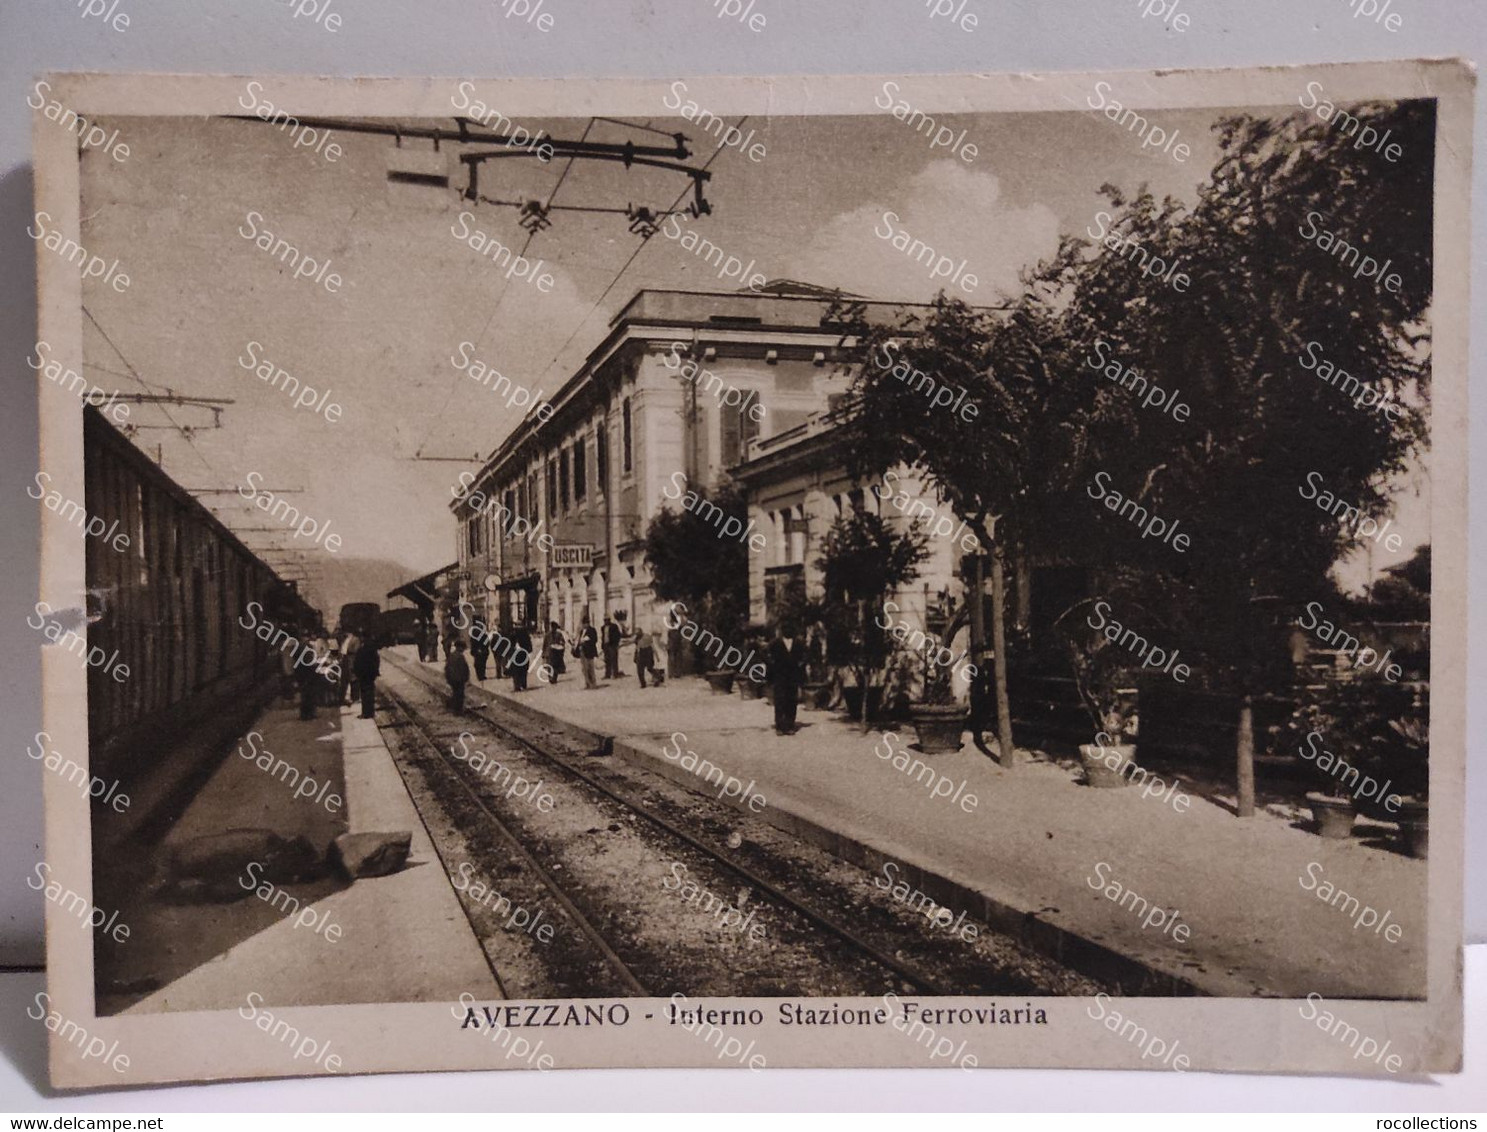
[990,548,1015,768]
[1236,693,1255,818]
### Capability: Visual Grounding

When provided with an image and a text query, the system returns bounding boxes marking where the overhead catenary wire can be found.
[523,117,750,398]
[80,309,319,599]
[412,117,597,460]
[82,306,216,475]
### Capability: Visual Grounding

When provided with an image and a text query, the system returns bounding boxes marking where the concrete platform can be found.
[400,644,1427,999]
[108,698,498,1015]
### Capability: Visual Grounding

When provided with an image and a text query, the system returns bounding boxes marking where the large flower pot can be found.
[910,703,966,754]
[1079,742,1135,789]
[704,670,736,695]
[842,685,884,721]
[802,681,830,710]
[738,677,766,701]
[1306,792,1357,839]
[1394,799,1428,859]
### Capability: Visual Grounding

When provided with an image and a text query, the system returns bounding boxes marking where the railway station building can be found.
[450,281,989,657]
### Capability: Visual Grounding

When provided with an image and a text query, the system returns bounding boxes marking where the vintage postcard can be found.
[33,61,1469,1086]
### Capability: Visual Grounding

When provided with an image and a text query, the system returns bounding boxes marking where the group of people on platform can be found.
[434,614,627,712]
[425,608,810,735]
[279,623,381,724]
[270,605,814,741]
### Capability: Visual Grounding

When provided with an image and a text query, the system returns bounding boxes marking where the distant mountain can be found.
[291,557,444,623]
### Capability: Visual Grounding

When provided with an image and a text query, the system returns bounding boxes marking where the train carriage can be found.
[82,405,316,793]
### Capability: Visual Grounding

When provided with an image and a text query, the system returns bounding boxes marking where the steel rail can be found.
[386,654,952,997]
[380,686,650,997]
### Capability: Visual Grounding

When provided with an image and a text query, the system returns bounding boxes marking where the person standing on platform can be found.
[470,620,490,683]
[489,620,507,680]
[767,625,806,736]
[320,635,343,707]
[578,614,599,689]
[546,621,566,684]
[602,615,622,679]
[279,633,299,702]
[511,622,533,692]
[633,624,657,689]
[353,633,381,719]
[340,630,360,706]
[445,639,471,714]
[294,631,320,721]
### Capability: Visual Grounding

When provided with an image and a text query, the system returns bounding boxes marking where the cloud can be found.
[785,160,1061,303]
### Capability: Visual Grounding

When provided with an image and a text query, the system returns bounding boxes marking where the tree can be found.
[643,480,751,672]
[838,98,1435,793]
[1034,100,1434,810]
[1364,544,1430,621]
[837,294,1090,765]
[815,509,928,728]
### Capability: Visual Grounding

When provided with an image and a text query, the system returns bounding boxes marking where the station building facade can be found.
[450,281,982,653]
[732,410,1016,699]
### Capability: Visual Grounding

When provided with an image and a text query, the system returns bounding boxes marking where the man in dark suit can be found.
[601,615,623,679]
[767,625,807,736]
[510,623,533,692]
[445,639,471,713]
[353,634,381,719]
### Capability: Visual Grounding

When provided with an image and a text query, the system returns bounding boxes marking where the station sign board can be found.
[550,543,594,569]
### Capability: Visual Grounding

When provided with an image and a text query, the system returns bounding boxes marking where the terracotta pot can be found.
[910,703,966,754]
[738,677,766,700]
[1394,798,1428,859]
[1079,742,1135,789]
[704,670,736,695]
[1306,792,1357,839]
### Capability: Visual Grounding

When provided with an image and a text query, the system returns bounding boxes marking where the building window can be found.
[504,488,517,524]
[722,394,764,467]
[574,436,587,504]
[546,459,557,517]
[622,397,633,474]
[596,419,609,494]
[559,446,571,511]
[743,397,762,450]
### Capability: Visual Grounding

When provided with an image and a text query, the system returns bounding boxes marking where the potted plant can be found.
[1278,677,1415,840]
[1081,692,1139,789]
[703,668,736,694]
[694,590,746,694]
[800,621,830,709]
[908,643,966,754]
[1278,690,1359,839]
[1058,600,1140,789]
[737,624,768,700]
[1303,786,1358,839]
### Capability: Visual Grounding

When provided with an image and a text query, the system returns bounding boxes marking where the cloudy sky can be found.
[76,95,1421,608]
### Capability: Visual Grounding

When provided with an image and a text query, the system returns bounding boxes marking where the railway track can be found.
[377,653,1105,1001]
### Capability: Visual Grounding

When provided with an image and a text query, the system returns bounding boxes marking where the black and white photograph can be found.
[4,6,1480,1111]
